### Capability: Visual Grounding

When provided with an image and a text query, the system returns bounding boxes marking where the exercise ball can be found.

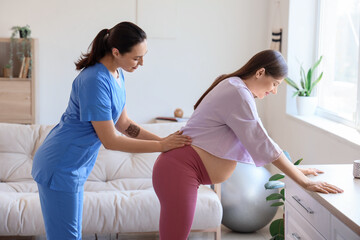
[221,163,278,232]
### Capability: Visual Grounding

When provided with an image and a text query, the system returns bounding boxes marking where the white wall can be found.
[263,0,360,165]
[2,0,358,165]
[0,0,272,124]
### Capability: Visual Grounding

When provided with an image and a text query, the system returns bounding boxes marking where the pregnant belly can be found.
[191,145,237,184]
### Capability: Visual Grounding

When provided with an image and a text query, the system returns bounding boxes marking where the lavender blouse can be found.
[181,77,282,167]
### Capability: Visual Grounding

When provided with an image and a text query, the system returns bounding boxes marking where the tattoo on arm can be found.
[125,124,140,138]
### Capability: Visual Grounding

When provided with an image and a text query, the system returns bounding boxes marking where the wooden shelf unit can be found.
[0,38,36,124]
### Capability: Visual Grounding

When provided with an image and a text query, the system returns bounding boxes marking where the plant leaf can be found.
[294,158,303,165]
[275,234,285,240]
[269,218,284,237]
[271,202,284,207]
[284,77,299,90]
[300,78,305,89]
[266,193,285,201]
[264,181,285,189]
[312,55,323,72]
[306,68,312,91]
[300,66,306,89]
[270,235,284,240]
[308,56,323,94]
[310,72,323,91]
[269,173,285,181]
[292,91,299,97]
[280,188,285,197]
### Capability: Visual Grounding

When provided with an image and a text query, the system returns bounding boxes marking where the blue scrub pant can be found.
[37,183,84,240]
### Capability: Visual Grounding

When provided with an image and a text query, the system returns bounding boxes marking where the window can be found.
[317,0,360,130]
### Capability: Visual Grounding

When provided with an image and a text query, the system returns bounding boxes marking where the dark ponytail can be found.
[194,50,288,109]
[75,22,147,70]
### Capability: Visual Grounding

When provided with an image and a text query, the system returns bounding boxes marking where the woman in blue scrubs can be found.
[31,22,191,240]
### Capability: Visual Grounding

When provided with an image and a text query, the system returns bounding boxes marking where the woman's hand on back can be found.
[160,131,192,152]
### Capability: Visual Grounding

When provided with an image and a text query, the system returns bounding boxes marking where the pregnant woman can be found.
[152,49,343,240]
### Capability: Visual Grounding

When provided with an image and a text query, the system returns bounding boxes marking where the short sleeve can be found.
[78,75,112,121]
[224,88,282,166]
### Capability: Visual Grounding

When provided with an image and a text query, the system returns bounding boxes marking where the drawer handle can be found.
[292,233,301,240]
[292,195,314,214]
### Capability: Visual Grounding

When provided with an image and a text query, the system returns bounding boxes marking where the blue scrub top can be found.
[32,63,126,192]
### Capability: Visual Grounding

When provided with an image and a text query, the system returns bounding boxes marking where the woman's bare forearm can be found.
[123,121,162,140]
[272,152,310,188]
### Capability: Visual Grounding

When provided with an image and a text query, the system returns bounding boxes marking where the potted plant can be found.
[264,151,303,240]
[285,56,323,115]
[3,63,12,78]
[11,25,31,39]
[8,25,32,78]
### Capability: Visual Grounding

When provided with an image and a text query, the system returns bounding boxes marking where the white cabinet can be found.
[285,177,330,239]
[331,216,360,240]
[284,165,360,240]
[285,203,326,240]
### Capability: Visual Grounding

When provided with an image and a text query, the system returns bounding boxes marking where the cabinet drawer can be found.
[285,177,331,239]
[0,81,31,123]
[285,202,326,240]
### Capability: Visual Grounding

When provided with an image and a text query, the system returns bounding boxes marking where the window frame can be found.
[316,0,360,131]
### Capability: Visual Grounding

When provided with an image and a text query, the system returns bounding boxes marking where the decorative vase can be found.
[296,96,318,116]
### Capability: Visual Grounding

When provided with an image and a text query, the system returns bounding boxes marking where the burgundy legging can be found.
[152,145,212,240]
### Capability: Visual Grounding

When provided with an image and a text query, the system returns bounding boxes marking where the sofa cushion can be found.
[0,124,53,183]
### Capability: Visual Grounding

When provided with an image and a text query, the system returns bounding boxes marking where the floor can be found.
[2,210,281,240]
[82,220,276,240]
[86,224,273,240]
[86,208,282,240]
[111,220,275,240]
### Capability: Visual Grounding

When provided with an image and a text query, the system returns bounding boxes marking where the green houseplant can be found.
[285,56,323,97]
[11,25,31,39]
[3,63,12,78]
[8,25,32,78]
[284,56,323,115]
[264,151,303,240]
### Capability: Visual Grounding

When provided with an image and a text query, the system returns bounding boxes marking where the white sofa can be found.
[0,122,222,239]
